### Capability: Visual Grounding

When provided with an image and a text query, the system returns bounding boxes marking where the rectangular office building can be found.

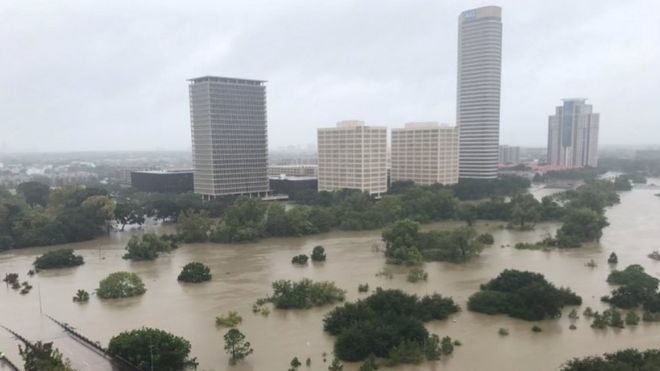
[391,122,459,186]
[188,76,268,198]
[317,121,387,195]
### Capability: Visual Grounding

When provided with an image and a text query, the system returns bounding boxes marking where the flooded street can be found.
[2,186,660,370]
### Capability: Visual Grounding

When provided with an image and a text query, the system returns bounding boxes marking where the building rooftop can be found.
[187,76,266,85]
[269,176,318,181]
[132,169,193,175]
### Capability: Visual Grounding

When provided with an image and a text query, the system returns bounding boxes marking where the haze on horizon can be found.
[1,0,659,153]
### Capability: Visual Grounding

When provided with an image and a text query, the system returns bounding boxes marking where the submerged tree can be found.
[19,341,75,371]
[108,327,197,371]
[97,271,146,299]
[311,245,327,262]
[72,289,90,303]
[608,252,618,265]
[177,262,212,283]
[224,328,253,365]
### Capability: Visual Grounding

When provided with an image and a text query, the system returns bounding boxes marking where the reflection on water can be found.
[1,188,660,370]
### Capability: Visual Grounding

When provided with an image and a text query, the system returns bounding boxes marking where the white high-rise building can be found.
[391,122,459,186]
[317,121,387,195]
[457,6,503,179]
[188,76,268,198]
[547,99,600,168]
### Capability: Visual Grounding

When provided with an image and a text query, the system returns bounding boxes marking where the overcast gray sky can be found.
[1,0,659,152]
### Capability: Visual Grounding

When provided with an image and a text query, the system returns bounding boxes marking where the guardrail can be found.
[45,315,141,371]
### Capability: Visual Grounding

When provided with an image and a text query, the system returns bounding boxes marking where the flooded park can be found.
[1,185,660,370]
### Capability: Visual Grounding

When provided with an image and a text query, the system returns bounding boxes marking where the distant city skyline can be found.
[2,0,660,152]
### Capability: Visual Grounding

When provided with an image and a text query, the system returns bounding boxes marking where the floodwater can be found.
[1,185,660,371]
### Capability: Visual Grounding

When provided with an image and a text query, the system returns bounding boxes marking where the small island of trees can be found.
[467,269,582,321]
[97,271,146,299]
[177,262,212,283]
[382,219,484,265]
[123,233,178,261]
[601,264,660,310]
[261,279,346,309]
[108,327,197,371]
[323,288,460,364]
[33,248,84,270]
[561,348,660,370]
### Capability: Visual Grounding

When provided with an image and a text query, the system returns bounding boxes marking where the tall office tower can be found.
[547,99,600,168]
[188,76,268,199]
[457,6,503,179]
[391,122,459,186]
[317,121,387,195]
[498,145,521,165]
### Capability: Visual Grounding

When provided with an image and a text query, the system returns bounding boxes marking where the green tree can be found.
[72,289,90,303]
[291,254,309,265]
[358,354,379,370]
[123,233,174,261]
[108,327,197,371]
[457,203,477,226]
[328,357,344,371]
[557,207,609,247]
[467,269,582,321]
[289,356,302,370]
[508,193,541,229]
[382,219,422,265]
[178,262,212,283]
[114,201,145,231]
[19,341,74,371]
[97,272,146,299]
[224,328,253,364]
[311,245,327,262]
[33,249,84,269]
[16,181,50,207]
[176,209,212,242]
[614,175,633,191]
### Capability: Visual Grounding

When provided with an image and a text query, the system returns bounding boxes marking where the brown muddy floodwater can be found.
[2,186,660,371]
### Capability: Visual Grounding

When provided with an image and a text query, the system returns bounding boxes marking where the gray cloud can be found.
[1,0,659,152]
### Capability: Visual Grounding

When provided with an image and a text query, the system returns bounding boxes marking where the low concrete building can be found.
[130,170,194,193]
[268,164,318,177]
[269,176,318,197]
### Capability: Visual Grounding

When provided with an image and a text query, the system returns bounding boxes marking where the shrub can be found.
[291,254,309,265]
[531,325,542,332]
[108,327,197,371]
[33,249,84,270]
[97,272,146,299]
[177,262,211,283]
[72,289,90,303]
[358,283,369,293]
[407,267,428,283]
[498,328,509,336]
[561,348,660,370]
[267,279,345,309]
[123,234,174,261]
[625,311,640,325]
[311,245,326,262]
[608,252,618,264]
[216,311,242,327]
[477,233,495,245]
